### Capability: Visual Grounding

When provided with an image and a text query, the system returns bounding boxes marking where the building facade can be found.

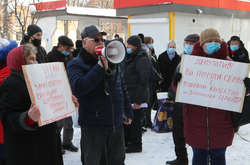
[115,0,250,56]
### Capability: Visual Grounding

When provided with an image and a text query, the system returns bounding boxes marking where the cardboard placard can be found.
[176,55,250,113]
[22,62,76,126]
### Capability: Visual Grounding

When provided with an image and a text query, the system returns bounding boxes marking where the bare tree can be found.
[0,0,9,38]
[67,0,89,7]
[98,0,113,8]
[3,0,40,39]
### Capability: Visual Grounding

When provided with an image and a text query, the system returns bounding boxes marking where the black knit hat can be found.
[27,24,42,37]
[138,33,145,43]
[228,35,244,48]
[58,36,74,47]
[230,36,240,42]
[127,35,142,49]
[184,34,200,43]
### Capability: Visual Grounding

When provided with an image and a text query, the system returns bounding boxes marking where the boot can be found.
[125,143,142,153]
[63,143,78,152]
[61,148,65,155]
[166,158,188,165]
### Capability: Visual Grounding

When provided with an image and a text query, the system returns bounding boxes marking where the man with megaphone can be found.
[67,25,133,165]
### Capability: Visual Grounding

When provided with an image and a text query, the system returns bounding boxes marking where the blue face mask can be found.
[205,42,221,55]
[127,48,133,54]
[230,45,239,51]
[168,48,176,54]
[184,45,194,55]
[148,44,153,49]
[62,50,70,56]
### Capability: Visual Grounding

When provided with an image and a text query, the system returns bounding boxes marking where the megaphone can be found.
[94,40,126,64]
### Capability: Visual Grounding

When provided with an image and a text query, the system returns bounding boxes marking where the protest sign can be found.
[176,55,249,113]
[22,62,76,126]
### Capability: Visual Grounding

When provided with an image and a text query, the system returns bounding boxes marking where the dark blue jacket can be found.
[67,48,133,127]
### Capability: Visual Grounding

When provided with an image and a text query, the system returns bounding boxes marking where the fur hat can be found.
[200,28,220,46]
[127,35,142,49]
[58,36,74,47]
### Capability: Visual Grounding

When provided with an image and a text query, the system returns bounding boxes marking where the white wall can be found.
[129,13,169,56]
[130,12,250,56]
[175,12,240,54]
[37,17,57,52]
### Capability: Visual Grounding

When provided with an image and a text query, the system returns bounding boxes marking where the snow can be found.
[64,112,250,165]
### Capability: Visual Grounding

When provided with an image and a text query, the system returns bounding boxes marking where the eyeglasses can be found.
[85,38,105,43]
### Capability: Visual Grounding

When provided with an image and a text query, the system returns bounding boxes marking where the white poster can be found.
[22,62,76,126]
[176,55,249,113]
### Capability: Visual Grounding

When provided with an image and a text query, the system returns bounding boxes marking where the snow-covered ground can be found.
[64,113,250,165]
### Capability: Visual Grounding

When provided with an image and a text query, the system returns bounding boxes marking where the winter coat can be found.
[158,51,181,92]
[0,71,63,165]
[0,67,9,145]
[227,39,250,63]
[36,46,48,63]
[67,48,133,127]
[0,40,17,146]
[148,55,162,107]
[0,67,9,85]
[183,41,234,149]
[47,46,73,66]
[124,49,151,105]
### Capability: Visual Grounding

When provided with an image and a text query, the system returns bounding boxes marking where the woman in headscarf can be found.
[158,40,181,92]
[0,44,78,165]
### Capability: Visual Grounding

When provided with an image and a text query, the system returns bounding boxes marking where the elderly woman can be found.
[182,28,234,165]
[0,44,78,165]
[158,40,181,92]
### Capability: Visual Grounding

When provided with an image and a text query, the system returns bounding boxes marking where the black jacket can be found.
[228,47,250,63]
[227,38,250,63]
[158,51,181,92]
[36,46,48,63]
[47,46,73,66]
[124,49,151,105]
[0,71,63,165]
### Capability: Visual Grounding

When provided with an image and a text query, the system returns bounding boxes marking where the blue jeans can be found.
[192,148,226,165]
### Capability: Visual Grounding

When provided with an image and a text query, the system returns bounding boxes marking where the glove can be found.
[243,77,250,90]
[176,72,182,82]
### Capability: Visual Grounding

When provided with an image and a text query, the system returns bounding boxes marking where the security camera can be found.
[196,9,203,14]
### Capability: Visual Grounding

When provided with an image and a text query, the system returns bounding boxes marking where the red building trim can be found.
[33,0,66,12]
[114,0,250,12]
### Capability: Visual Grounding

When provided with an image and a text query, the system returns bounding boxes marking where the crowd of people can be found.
[0,23,249,165]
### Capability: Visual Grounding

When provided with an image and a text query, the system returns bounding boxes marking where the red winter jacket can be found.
[183,41,234,149]
[0,66,10,144]
[0,66,10,84]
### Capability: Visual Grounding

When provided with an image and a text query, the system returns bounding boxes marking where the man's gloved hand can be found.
[243,77,250,90]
